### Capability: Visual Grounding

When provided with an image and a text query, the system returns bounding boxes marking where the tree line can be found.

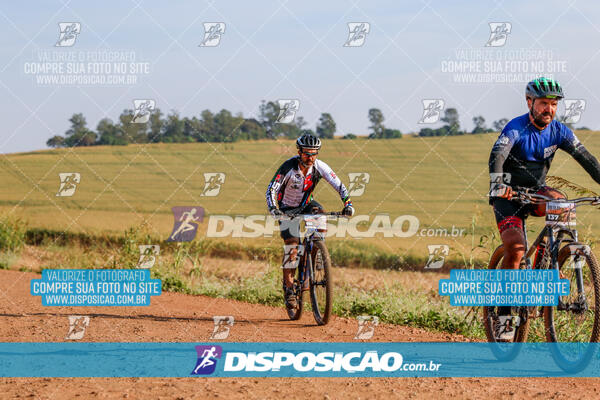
[47,101,524,148]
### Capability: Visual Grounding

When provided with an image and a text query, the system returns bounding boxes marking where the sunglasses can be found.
[301,151,318,157]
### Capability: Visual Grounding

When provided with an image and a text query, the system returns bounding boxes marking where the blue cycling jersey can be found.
[488,113,592,188]
[500,113,576,162]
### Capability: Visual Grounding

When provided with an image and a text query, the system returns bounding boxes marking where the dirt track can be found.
[1,269,599,399]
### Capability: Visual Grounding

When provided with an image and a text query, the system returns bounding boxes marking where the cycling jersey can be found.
[489,113,600,188]
[266,156,349,210]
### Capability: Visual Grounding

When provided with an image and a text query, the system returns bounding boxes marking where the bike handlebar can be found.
[274,211,346,220]
[510,188,600,206]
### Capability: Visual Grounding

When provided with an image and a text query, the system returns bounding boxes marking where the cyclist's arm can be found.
[560,130,600,184]
[315,160,350,203]
[488,130,517,177]
[266,165,286,211]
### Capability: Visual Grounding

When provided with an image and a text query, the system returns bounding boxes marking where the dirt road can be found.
[1,270,598,399]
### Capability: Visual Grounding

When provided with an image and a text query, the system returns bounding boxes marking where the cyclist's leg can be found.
[492,198,528,327]
[493,198,528,269]
[279,215,301,308]
[282,238,300,287]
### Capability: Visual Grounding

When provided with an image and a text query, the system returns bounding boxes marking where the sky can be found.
[1,0,599,154]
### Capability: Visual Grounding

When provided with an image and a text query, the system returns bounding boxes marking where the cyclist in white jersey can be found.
[266,134,354,308]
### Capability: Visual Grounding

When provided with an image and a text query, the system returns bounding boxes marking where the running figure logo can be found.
[354,315,379,340]
[199,23,226,47]
[344,22,370,47]
[276,100,300,124]
[56,173,81,197]
[191,345,222,375]
[418,99,445,124]
[485,22,511,47]
[137,245,159,269]
[425,245,449,270]
[65,316,89,340]
[347,173,370,197]
[55,22,81,47]
[201,173,226,196]
[132,99,155,123]
[210,316,234,340]
[563,99,586,124]
[167,206,204,242]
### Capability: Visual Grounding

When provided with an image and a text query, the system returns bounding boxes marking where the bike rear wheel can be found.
[309,240,332,325]
[543,243,600,372]
[483,245,530,361]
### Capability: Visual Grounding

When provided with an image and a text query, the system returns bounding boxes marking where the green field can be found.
[3,133,600,337]
[3,134,600,263]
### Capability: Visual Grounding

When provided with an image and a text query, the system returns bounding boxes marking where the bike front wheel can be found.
[543,243,600,372]
[309,240,333,325]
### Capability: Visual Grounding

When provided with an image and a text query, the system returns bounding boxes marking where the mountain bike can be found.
[280,212,343,326]
[483,188,600,370]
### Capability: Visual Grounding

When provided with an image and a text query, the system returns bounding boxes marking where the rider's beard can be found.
[530,105,554,129]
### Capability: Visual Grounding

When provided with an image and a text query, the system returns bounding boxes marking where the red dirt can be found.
[1,269,599,399]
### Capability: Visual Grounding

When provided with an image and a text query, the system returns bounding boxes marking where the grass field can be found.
[3,133,600,337]
[2,133,600,264]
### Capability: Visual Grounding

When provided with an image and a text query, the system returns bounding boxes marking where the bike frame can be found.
[296,215,328,290]
[514,193,597,314]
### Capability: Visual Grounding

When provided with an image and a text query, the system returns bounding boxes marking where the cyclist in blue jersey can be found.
[266,134,355,309]
[488,77,600,340]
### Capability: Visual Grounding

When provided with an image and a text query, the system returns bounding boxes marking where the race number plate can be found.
[545,201,576,227]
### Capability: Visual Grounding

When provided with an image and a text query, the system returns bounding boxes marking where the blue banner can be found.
[30,269,161,306]
[439,269,569,306]
[0,342,598,377]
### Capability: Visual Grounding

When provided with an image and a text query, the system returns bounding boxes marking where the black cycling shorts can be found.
[279,200,324,241]
[492,198,533,234]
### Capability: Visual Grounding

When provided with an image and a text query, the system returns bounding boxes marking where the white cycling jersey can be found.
[266,156,349,209]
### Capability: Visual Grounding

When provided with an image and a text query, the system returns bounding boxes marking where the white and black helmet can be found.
[296,133,321,150]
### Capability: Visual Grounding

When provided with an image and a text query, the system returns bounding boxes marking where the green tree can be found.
[382,128,402,138]
[368,108,385,138]
[471,115,487,134]
[239,118,266,140]
[441,108,460,133]
[316,113,336,138]
[214,109,243,142]
[46,135,65,148]
[161,112,188,143]
[258,100,280,139]
[64,113,97,146]
[492,118,509,132]
[97,118,127,145]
